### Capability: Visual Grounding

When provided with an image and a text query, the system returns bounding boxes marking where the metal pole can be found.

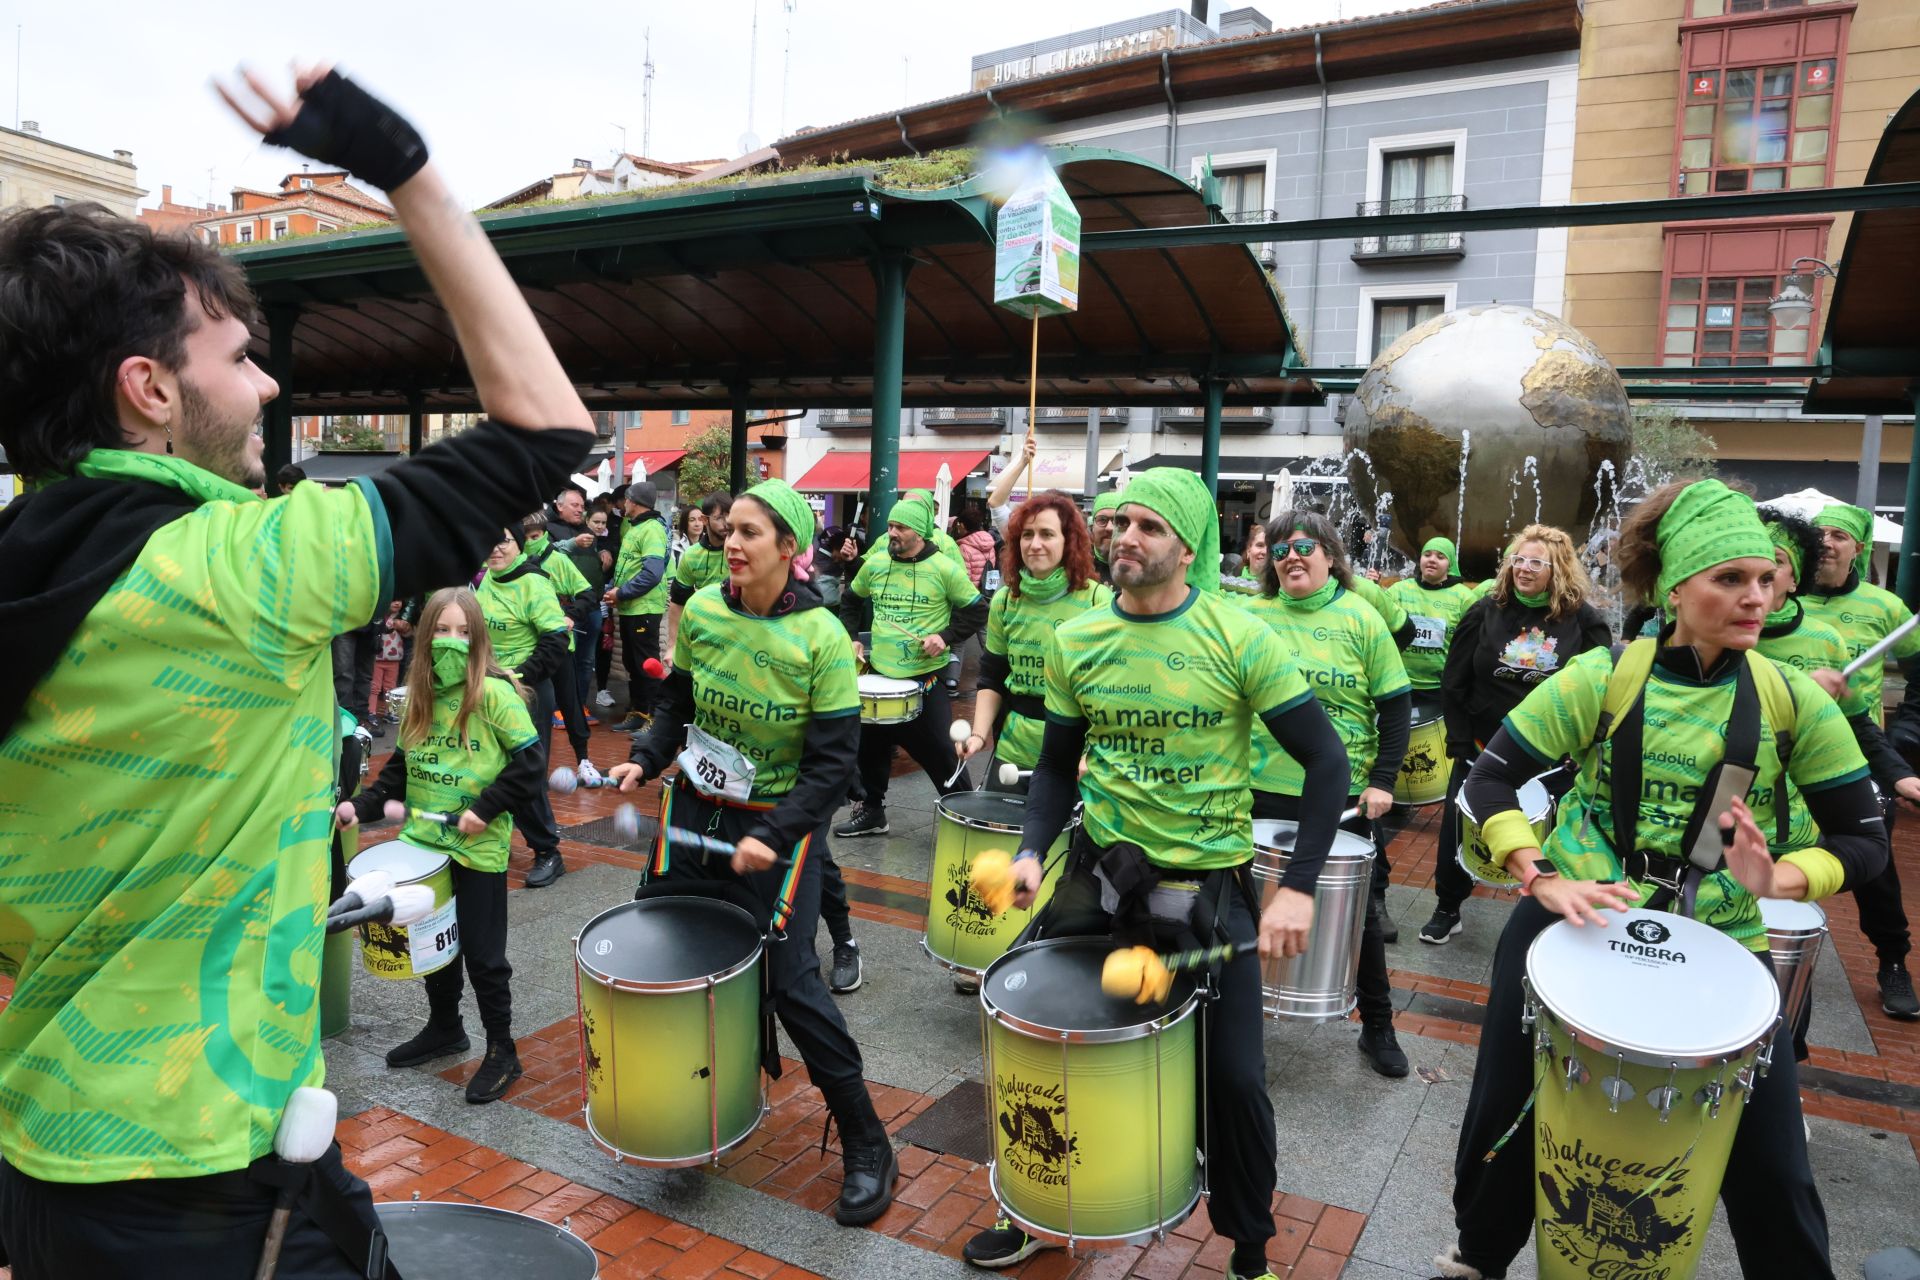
[406,388,425,458]
[1857,413,1883,511]
[263,305,297,483]
[867,251,911,544]
[1901,389,1920,610]
[1201,375,1223,497]
[1083,405,1100,500]
[730,391,749,495]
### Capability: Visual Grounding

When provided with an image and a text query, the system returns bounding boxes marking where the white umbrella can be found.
[1759,487,1902,544]
[1270,467,1294,516]
[571,471,607,500]
[630,455,649,483]
[934,462,954,529]
[595,459,612,491]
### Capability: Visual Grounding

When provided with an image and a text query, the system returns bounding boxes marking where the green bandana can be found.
[886,497,935,540]
[1091,491,1122,515]
[1118,468,1220,594]
[1422,535,1456,567]
[1277,576,1339,611]
[743,478,814,545]
[72,449,262,506]
[1765,520,1803,581]
[1018,565,1068,603]
[1655,479,1774,600]
[487,549,528,580]
[431,637,470,688]
[1813,502,1873,578]
[1514,587,1550,608]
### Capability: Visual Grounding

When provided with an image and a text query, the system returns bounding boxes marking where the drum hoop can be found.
[986,1162,1201,1249]
[347,840,449,885]
[935,798,1027,835]
[920,936,986,979]
[1249,831,1376,867]
[983,990,1202,1045]
[375,1200,599,1268]
[574,900,765,993]
[583,1094,771,1170]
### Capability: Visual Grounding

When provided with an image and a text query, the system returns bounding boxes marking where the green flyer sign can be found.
[994,156,1082,318]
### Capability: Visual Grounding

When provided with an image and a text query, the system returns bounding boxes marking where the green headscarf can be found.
[1091,490,1122,515]
[1764,519,1803,581]
[742,478,814,547]
[1115,467,1221,594]
[1654,479,1774,600]
[886,496,935,539]
[1421,536,1457,567]
[1812,502,1873,578]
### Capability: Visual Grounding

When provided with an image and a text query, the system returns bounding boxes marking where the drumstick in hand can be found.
[1100,940,1259,1005]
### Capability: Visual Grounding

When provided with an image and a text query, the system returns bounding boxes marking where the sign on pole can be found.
[993,155,1082,319]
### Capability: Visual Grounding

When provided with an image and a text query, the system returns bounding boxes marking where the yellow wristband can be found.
[1779,847,1846,902]
[1481,810,1542,866]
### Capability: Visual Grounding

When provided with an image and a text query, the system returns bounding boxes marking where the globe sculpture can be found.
[1341,304,1631,577]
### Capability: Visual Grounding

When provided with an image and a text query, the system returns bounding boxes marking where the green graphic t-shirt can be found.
[399,677,538,872]
[985,580,1111,767]
[476,562,570,674]
[0,451,392,1181]
[612,515,670,617]
[1045,589,1315,871]
[1799,579,1920,726]
[1346,574,1407,635]
[673,538,730,597]
[1240,586,1409,794]
[674,586,860,800]
[849,552,982,678]
[1385,577,1479,689]
[1503,647,1867,948]
[1757,601,1863,848]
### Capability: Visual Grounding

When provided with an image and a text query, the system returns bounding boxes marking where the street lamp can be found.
[1768,257,1837,331]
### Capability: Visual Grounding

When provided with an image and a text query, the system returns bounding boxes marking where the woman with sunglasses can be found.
[1242,511,1413,1077]
[1421,524,1610,946]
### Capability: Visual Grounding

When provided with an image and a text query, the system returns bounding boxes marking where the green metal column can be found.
[262,305,297,483]
[1901,386,1920,610]
[1201,375,1224,496]
[730,391,750,495]
[867,251,913,543]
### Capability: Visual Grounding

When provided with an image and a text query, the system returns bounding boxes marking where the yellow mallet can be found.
[1099,940,1260,1006]
[969,848,1016,916]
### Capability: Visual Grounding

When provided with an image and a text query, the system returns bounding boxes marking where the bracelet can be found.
[966,732,985,746]
[1013,849,1041,864]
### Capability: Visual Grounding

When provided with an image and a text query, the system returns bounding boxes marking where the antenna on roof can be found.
[779,0,796,140]
[739,0,762,154]
[642,28,656,159]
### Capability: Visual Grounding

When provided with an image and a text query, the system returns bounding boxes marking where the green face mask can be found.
[431,637,470,688]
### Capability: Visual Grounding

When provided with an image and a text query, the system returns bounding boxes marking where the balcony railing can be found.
[1352,194,1467,260]
[1158,405,1273,432]
[816,408,872,429]
[1224,208,1277,265]
[1033,406,1130,426]
[921,407,1008,428]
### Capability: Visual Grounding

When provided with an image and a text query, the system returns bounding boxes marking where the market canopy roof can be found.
[230,147,1317,415]
[793,448,992,493]
[1802,84,1920,416]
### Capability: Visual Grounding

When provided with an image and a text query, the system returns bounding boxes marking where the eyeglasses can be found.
[1510,556,1550,572]
[1280,538,1321,559]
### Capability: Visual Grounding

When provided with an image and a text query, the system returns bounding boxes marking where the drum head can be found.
[1758,896,1828,932]
[1410,690,1445,724]
[348,840,445,883]
[1457,776,1551,825]
[1528,909,1779,1060]
[858,674,919,695]
[1252,821,1374,862]
[983,938,1197,1033]
[939,791,1030,830]
[577,897,761,984]
[377,1202,597,1280]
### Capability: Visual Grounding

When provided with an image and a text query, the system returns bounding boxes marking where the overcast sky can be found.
[18,0,1414,212]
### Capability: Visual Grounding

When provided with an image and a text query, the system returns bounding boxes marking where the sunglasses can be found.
[1279,538,1321,559]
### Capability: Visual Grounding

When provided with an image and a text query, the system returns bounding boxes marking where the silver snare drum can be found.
[1251,821,1376,1022]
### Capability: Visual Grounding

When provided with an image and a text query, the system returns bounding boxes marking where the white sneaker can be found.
[577,760,604,789]
[595,690,615,707]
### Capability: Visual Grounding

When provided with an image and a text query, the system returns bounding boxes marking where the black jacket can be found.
[1441,592,1612,752]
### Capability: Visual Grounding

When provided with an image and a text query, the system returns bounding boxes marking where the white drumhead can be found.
[1527,909,1779,1060]
[1758,896,1827,933]
[857,674,920,695]
[349,839,448,884]
[1456,776,1552,825]
[1251,821,1374,864]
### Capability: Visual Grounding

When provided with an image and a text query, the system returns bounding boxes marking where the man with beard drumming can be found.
[0,65,592,1278]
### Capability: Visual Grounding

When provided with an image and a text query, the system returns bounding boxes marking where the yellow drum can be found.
[1394,691,1447,805]
[924,792,1072,977]
[1456,773,1555,889]
[1525,910,1780,1280]
[858,674,923,724]
[346,840,459,980]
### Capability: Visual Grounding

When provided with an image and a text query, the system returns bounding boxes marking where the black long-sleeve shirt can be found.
[352,737,545,828]
[1442,593,1612,751]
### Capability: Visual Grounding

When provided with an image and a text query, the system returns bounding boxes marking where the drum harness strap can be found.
[249,1154,404,1279]
[1590,639,1794,918]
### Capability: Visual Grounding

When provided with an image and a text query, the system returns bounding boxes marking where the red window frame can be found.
[1657,221,1830,377]
[1673,8,1851,197]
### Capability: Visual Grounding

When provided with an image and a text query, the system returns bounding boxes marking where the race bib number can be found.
[1410,614,1446,650]
[678,723,756,802]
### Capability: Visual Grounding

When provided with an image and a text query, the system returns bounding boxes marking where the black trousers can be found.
[0,1143,384,1280]
[1432,757,1475,915]
[818,846,854,948]
[618,612,664,719]
[651,787,867,1092]
[856,677,969,804]
[1252,791,1393,1028]
[1034,861,1276,1249]
[534,671,591,767]
[330,626,376,721]
[1854,805,1910,965]
[424,859,514,1044]
[1451,897,1831,1279]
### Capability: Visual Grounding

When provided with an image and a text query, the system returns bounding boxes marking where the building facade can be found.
[1563,0,1920,509]
[0,122,143,217]
[191,170,393,246]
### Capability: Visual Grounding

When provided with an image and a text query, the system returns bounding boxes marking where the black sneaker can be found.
[1419,908,1464,945]
[386,1018,469,1068]
[961,1218,1048,1268]
[612,713,650,734]
[833,804,889,839]
[525,850,565,888]
[1880,963,1920,1020]
[1358,1023,1409,1078]
[953,975,980,996]
[465,1040,523,1104]
[829,940,863,994]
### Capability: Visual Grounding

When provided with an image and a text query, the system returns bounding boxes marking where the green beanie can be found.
[1421,536,1457,567]
[1764,519,1803,581]
[1655,479,1774,600]
[1092,490,1122,515]
[886,496,935,539]
[1116,467,1221,593]
[742,478,814,546]
[1813,503,1873,577]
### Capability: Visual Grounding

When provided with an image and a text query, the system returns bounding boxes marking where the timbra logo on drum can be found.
[995,1075,1079,1185]
[1612,919,1686,963]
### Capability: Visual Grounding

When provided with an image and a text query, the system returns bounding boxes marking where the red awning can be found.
[793,448,991,494]
[625,449,686,479]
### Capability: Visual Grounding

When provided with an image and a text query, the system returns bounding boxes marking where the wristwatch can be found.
[1519,857,1558,896]
[1012,848,1042,864]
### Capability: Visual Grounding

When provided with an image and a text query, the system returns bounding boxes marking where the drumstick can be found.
[1100,940,1263,1006]
[1841,613,1920,679]
[944,719,975,788]
[998,763,1033,786]
[253,1086,336,1280]
[324,884,437,934]
[620,811,794,869]
[382,801,455,825]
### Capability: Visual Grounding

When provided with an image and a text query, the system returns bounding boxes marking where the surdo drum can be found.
[1523,909,1780,1280]
[925,792,1073,977]
[1758,896,1828,1033]
[979,939,1202,1246]
[375,1201,598,1279]
[1394,691,1448,806]
[1251,820,1376,1021]
[574,897,768,1167]
[346,840,459,980]
[1456,774,1557,890]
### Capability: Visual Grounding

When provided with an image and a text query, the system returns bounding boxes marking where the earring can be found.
[163,417,174,455]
